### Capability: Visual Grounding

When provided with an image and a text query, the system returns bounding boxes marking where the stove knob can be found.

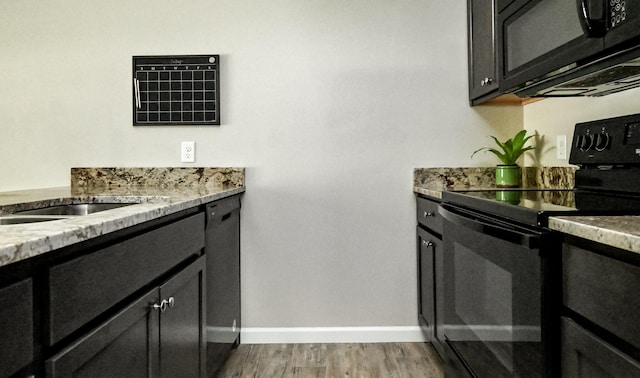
[595,133,610,151]
[579,134,594,151]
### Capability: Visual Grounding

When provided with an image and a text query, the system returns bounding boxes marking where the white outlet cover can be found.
[556,135,567,160]
[181,141,195,163]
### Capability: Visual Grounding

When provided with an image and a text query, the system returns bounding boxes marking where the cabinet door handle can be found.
[480,77,493,86]
[152,299,169,312]
[167,296,175,309]
[422,240,434,248]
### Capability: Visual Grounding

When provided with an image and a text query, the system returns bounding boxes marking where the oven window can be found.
[444,236,543,377]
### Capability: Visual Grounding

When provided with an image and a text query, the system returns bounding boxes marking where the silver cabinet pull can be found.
[152,299,168,312]
[167,296,175,309]
[422,240,434,248]
[480,77,494,86]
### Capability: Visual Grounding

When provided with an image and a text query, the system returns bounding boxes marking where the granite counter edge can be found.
[0,186,245,268]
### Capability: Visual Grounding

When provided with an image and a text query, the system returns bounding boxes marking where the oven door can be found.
[440,204,550,378]
[499,0,605,92]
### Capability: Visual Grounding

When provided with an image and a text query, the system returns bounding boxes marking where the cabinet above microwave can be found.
[499,0,640,98]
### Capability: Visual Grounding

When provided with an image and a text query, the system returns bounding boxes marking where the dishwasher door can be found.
[205,195,241,375]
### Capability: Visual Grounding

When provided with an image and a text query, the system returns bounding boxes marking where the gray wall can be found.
[0,1,524,335]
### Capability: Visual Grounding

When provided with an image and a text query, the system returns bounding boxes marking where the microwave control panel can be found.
[609,0,628,28]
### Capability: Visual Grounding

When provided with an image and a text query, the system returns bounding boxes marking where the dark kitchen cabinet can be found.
[417,227,436,341]
[159,256,206,378]
[0,278,33,378]
[0,206,210,378]
[46,213,205,347]
[467,0,538,105]
[46,256,206,378]
[45,288,158,377]
[205,195,241,376]
[561,237,640,376]
[468,0,499,104]
[562,317,640,377]
[415,195,445,360]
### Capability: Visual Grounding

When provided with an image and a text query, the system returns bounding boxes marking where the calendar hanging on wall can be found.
[133,55,220,126]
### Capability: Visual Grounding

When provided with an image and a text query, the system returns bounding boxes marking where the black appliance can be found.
[205,197,241,375]
[438,112,640,377]
[499,0,640,97]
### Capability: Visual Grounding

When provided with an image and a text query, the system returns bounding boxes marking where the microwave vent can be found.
[561,65,640,88]
[525,56,640,97]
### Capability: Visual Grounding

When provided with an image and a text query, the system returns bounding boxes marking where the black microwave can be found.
[499,0,640,97]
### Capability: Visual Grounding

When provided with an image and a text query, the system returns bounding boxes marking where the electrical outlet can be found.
[557,135,567,160]
[181,141,195,163]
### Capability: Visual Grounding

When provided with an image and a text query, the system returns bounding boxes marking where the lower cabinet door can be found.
[0,278,33,378]
[159,256,206,378]
[417,226,446,360]
[562,317,640,377]
[417,227,436,340]
[45,289,159,378]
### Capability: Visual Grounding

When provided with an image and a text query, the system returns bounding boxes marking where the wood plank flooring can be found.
[214,343,444,378]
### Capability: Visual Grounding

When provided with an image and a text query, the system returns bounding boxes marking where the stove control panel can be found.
[570,113,640,166]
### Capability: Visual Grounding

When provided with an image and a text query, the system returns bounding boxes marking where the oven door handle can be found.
[439,204,540,249]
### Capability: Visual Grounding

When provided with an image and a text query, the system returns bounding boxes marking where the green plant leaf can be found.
[471,130,536,165]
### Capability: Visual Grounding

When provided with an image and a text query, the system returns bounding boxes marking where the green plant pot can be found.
[495,190,522,204]
[495,165,521,188]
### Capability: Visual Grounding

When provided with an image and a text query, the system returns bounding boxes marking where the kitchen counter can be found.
[548,216,640,254]
[0,167,245,268]
[413,166,576,199]
[413,166,640,255]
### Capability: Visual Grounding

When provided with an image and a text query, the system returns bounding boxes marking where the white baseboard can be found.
[240,326,428,344]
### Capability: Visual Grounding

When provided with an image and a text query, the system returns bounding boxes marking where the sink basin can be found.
[0,215,70,225]
[15,203,135,216]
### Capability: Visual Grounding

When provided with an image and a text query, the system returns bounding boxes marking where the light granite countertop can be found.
[548,216,640,254]
[0,167,245,268]
[413,166,577,199]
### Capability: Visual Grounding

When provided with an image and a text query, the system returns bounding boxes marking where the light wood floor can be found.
[214,342,444,378]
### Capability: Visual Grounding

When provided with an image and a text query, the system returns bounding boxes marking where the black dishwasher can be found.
[205,195,241,376]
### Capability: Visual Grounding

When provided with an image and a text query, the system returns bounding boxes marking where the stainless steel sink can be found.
[15,203,135,216]
[0,215,70,225]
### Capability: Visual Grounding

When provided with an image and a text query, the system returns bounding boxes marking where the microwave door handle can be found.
[578,0,607,37]
[440,205,540,249]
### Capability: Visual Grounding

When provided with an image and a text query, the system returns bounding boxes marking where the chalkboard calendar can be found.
[133,55,220,125]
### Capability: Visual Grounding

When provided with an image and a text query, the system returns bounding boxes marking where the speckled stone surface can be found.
[548,216,640,254]
[413,166,576,199]
[0,168,245,268]
[522,166,576,189]
[71,167,244,188]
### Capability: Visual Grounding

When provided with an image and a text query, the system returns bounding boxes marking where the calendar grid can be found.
[133,55,219,126]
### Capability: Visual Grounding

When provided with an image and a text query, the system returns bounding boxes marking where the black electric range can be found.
[443,188,640,227]
[436,112,640,378]
[443,112,640,227]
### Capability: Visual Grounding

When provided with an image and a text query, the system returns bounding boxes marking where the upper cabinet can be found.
[468,0,499,102]
[468,0,539,106]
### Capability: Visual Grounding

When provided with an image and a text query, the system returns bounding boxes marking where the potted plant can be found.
[471,130,534,187]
